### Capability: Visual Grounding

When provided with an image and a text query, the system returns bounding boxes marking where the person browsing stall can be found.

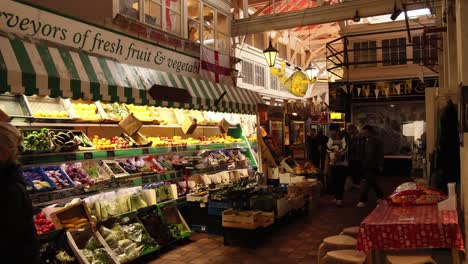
[325,123,348,206]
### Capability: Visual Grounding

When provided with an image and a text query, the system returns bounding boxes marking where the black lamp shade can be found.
[263,40,279,67]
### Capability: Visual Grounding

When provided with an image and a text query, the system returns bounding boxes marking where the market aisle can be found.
[148,177,406,264]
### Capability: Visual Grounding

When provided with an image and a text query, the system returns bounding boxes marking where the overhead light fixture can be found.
[390,104,395,108]
[304,64,319,82]
[263,39,279,67]
[390,1,402,21]
[353,10,361,22]
[292,112,298,116]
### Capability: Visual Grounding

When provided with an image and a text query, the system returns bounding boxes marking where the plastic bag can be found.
[387,183,447,206]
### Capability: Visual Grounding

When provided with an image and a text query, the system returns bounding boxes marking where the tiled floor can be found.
[148,177,406,264]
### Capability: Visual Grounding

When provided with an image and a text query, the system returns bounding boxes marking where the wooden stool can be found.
[321,249,366,264]
[386,255,437,264]
[317,235,357,264]
[340,226,360,238]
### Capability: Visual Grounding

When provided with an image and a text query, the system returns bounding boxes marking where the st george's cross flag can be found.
[200,46,232,84]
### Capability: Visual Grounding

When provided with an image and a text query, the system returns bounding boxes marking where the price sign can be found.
[84,152,93,159]
[106,150,115,157]
[142,148,149,154]
[171,146,177,152]
[195,145,201,151]
[65,153,76,161]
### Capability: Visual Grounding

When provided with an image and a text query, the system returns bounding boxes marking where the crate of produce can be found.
[222,209,263,230]
[26,95,74,121]
[117,157,153,175]
[100,102,129,122]
[0,93,32,118]
[70,100,102,122]
[288,179,321,197]
[186,192,209,203]
[97,212,160,261]
[21,128,55,154]
[137,206,175,246]
[126,104,159,124]
[22,167,56,192]
[66,225,119,264]
[100,160,130,178]
[81,161,111,183]
[121,132,152,148]
[49,129,95,152]
[42,166,75,189]
[250,194,276,212]
[50,201,94,231]
[63,163,97,186]
[261,211,274,227]
[160,204,192,239]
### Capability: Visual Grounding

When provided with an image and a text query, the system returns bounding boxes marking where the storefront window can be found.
[217,32,229,53]
[166,10,181,34]
[203,5,215,27]
[382,38,407,66]
[188,0,201,42]
[217,13,228,34]
[144,0,162,27]
[203,25,215,48]
[121,0,140,20]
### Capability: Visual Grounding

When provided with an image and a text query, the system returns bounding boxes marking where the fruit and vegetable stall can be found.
[1,91,321,263]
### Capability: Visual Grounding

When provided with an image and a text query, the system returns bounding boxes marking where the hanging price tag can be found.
[142,148,149,154]
[84,152,93,159]
[107,150,115,157]
[195,145,201,151]
[65,153,76,161]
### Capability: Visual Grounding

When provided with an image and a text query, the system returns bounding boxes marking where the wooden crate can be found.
[276,196,289,219]
[222,209,263,230]
[50,201,94,231]
[66,226,119,264]
[287,195,305,210]
[261,211,274,227]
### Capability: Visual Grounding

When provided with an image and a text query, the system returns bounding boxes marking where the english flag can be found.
[200,46,232,84]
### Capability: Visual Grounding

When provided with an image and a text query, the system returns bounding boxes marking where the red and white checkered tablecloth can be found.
[356,205,465,252]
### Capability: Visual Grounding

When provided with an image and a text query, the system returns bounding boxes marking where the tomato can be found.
[48,223,55,229]
[37,212,45,219]
[37,231,43,235]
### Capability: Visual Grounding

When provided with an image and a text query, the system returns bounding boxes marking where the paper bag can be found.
[181,117,197,134]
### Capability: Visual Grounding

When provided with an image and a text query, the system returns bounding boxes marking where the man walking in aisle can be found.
[348,124,365,189]
[357,125,384,208]
[325,123,348,206]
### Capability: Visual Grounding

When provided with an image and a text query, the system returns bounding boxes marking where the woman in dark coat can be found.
[0,122,41,264]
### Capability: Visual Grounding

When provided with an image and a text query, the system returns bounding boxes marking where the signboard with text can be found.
[0,1,200,77]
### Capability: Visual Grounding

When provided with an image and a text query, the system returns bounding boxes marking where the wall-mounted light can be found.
[353,10,361,22]
[263,39,279,67]
[390,1,402,21]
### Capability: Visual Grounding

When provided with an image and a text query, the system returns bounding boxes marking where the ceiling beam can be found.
[305,46,326,66]
[232,0,426,36]
[252,2,274,16]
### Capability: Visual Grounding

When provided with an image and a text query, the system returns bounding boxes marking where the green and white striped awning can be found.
[0,33,261,114]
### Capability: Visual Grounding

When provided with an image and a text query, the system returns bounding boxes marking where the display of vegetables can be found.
[23,169,54,191]
[119,157,151,174]
[40,239,77,264]
[45,168,72,189]
[138,211,174,245]
[76,133,94,148]
[61,217,89,230]
[101,102,129,121]
[65,163,96,186]
[81,236,113,264]
[23,128,51,152]
[34,212,55,235]
[50,131,79,150]
[169,224,188,238]
[99,221,157,263]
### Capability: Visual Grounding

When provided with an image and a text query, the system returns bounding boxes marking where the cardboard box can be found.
[119,113,142,136]
[181,117,197,134]
[50,201,94,231]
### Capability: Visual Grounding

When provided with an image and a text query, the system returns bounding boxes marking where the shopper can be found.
[307,128,321,168]
[357,125,384,208]
[0,123,41,264]
[348,124,365,188]
[325,123,348,206]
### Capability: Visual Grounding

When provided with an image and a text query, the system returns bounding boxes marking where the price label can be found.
[107,150,115,157]
[142,177,150,184]
[84,152,93,159]
[181,145,187,151]
[142,148,149,154]
[21,156,35,165]
[171,146,177,152]
[65,153,76,161]
[195,145,201,151]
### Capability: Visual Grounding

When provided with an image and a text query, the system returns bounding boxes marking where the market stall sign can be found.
[148,85,192,103]
[330,112,343,120]
[0,1,200,77]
